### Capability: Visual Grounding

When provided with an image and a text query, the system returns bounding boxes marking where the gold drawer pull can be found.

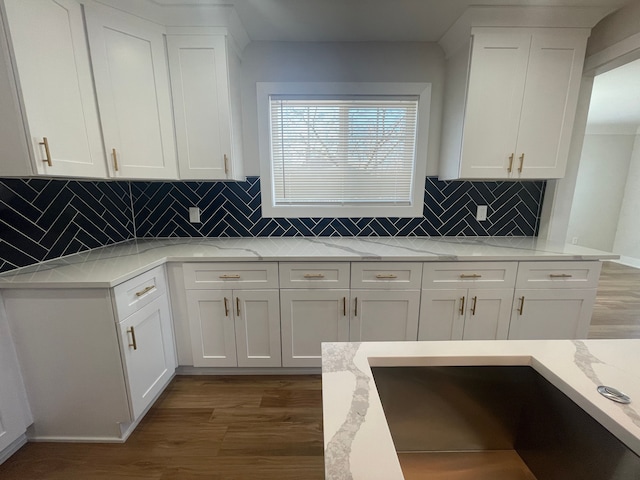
[219,274,241,279]
[354,297,358,316]
[224,154,229,174]
[518,296,525,315]
[40,137,52,166]
[471,296,477,316]
[236,297,240,316]
[303,273,325,279]
[549,274,573,278]
[459,274,482,279]
[343,297,346,316]
[112,148,119,171]
[375,274,398,279]
[459,296,465,315]
[127,327,137,350]
[224,297,229,317]
[135,285,156,297]
[507,153,514,173]
[518,153,525,173]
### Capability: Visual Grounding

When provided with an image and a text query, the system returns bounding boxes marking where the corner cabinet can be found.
[439,27,589,180]
[0,0,106,178]
[2,266,176,441]
[167,34,244,180]
[84,2,178,179]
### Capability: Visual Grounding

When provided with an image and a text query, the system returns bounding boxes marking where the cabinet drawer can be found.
[183,263,278,289]
[515,261,601,289]
[351,262,423,290]
[279,263,350,289]
[422,262,517,289]
[114,266,167,320]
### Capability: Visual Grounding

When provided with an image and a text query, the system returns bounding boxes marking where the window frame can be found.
[257,82,431,218]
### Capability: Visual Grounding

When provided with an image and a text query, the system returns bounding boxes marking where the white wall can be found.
[566,133,635,251]
[239,41,445,176]
[613,134,640,262]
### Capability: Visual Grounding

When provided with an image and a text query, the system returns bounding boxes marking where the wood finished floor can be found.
[1,261,639,479]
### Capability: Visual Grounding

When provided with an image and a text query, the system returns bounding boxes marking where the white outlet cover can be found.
[189,207,201,223]
[476,205,488,221]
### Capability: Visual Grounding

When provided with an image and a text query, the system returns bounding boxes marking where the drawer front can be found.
[422,262,517,289]
[279,263,350,289]
[515,261,601,289]
[183,263,278,290]
[114,265,167,320]
[351,262,423,290]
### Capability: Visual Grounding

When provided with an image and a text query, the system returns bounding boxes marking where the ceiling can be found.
[150,0,631,42]
[587,58,640,132]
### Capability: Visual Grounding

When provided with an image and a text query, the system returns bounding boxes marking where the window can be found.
[258,83,430,218]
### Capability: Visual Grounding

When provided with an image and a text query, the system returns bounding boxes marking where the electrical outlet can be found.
[189,207,201,223]
[572,237,578,245]
[476,205,488,221]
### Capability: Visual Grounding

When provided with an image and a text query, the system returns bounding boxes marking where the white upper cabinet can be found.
[0,0,106,178]
[167,34,244,180]
[84,2,178,180]
[439,27,589,180]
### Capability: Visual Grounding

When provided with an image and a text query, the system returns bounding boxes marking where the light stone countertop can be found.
[321,339,640,480]
[0,237,618,288]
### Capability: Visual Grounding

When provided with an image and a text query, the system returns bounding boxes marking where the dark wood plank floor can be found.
[0,376,325,479]
[1,260,638,479]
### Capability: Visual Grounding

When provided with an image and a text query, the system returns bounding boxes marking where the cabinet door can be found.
[460,31,531,179]
[2,0,106,177]
[167,35,238,180]
[462,289,513,340]
[508,289,597,340]
[234,290,281,367]
[119,295,176,419]
[350,290,420,342]
[280,289,349,367]
[85,3,177,179]
[515,30,588,179]
[185,290,237,367]
[418,289,466,341]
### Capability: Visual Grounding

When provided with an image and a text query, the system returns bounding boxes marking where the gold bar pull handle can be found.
[354,297,358,317]
[507,153,514,173]
[135,285,156,297]
[471,296,477,316]
[39,137,52,167]
[223,297,229,317]
[518,296,525,315]
[112,148,119,172]
[459,296,465,316]
[127,326,137,350]
[303,273,325,279]
[343,297,346,316]
[459,274,482,279]
[219,274,241,279]
[549,274,573,278]
[518,153,525,173]
[224,154,229,175]
[236,297,240,317]
[375,274,398,279]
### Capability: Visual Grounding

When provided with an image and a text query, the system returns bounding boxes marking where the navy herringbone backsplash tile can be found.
[0,177,545,274]
[0,179,134,273]
[131,177,545,239]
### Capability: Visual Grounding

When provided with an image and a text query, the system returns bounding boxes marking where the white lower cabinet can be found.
[2,266,176,441]
[280,289,350,367]
[350,290,420,342]
[419,288,513,341]
[508,289,597,340]
[186,289,281,367]
[118,295,176,419]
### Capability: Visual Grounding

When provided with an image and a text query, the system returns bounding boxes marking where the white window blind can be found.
[269,95,419,206]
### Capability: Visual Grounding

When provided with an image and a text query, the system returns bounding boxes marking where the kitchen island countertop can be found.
[0,237,618,288]
[322,339,640,479]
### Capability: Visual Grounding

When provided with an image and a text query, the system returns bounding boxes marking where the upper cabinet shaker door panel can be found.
[85,3,177,179]
[167,35,236,180]
[459,31,531,179]
[515,30,588,179]
[2,0,106,177]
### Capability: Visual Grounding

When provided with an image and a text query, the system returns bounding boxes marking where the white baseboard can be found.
[614,256,640,269]
[177,366,321,375]
[0,434,28,465]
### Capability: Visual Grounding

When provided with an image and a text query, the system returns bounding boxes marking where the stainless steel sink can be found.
[372,366,640,480]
